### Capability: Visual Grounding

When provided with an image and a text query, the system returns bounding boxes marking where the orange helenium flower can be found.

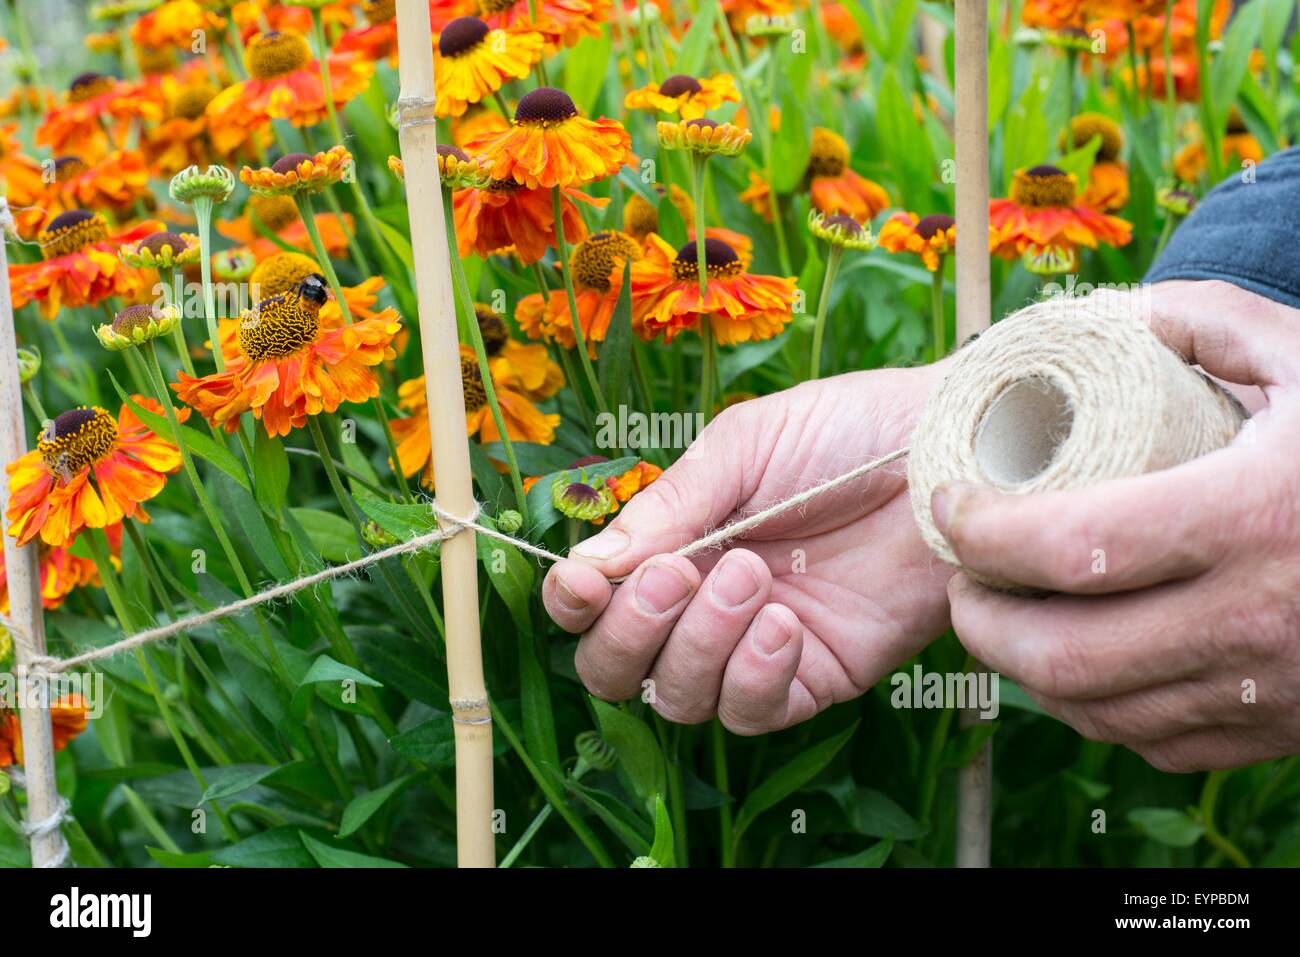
[453,165,607,264]
[173,278,402,438]
[480,0,612,50]
[989,164,1132,262]
[878,212,956,272]
[6,400,186,549]
[466,87,631,189]
[131,0,229,49]
[625,73,740,120]
[433,16,545,118]
[389,346,560,488]
[37,72,164,158]
[0,695,90,768]
[516,231,641,353]
[9,212,164,320]
[631,234,797,345]
[20,152,152,236]
[205,31,374,150]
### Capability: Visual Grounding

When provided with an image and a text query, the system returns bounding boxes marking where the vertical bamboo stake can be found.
[954,0,993,868]
[0,198,68,868]
[393,2,495,867]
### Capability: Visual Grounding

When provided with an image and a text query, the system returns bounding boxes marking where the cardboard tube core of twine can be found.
[908,293,1249,590]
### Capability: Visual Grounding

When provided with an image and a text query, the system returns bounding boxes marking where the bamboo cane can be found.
[0,198,68,868]
[954,0,994,868]
[393,1,495,867]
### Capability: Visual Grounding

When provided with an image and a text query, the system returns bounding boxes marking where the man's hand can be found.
[542,365,953,734]
[941,280,1300,772]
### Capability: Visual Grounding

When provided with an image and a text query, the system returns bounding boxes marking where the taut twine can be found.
[0,447,912,674]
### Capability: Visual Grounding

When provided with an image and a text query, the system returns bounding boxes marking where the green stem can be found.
[307,415,367,542]
[1199,770,1250,868]
[500,756,596,868]
[295,194,352,323]
[22,382,47,423]
[122,785,182,853]
[551,186,609,418]
[763,47,793,276]
[86,529,238,842]
[493,699,616,867]
[809,244,843,379]
[930,260,946,362]
[690,154,718,421]
[160,265,196,377]
[442,188,529,528]
[192,196,223,372]
[713,720,735,867]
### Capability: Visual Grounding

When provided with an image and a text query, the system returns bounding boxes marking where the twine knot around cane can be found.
[20,796,72,868]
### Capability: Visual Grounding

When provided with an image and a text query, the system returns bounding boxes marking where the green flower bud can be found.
[170,164,236,204]
[552,473,617,523]
[495,509,523,534]
[16,348,41,384]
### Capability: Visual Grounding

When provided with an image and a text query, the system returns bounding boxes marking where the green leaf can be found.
[837,786,927,840]
[815,836,894,867]
[516,627,559,771]
[524,455,639,537]
[597,261,634,413]
[733,720,859,841]
[1055,133,1102,184]
[338,776,412,839]
[356,497,438,540]
[566,780,653,855]
[674,1,718,76]
[940,720,1000,769]
[875,71,933,207]
[199,763,279,804]
[109,373,250,492]
[590,698,667,807]
[253,427,290,511]
[300,831,408,868]
[648,794,675,867]
[371,217,415,272]
[289,507,360,562]
[146,847,215,867]
[655,192,689,249]
[1209,0,1265,135]
[563,31,612,116]
[298,654,383,690]
[211,827,316,867]
[1128,807,1205,848]
[476,531,535,636]
[770,97,811,194]
[389,716,456,769]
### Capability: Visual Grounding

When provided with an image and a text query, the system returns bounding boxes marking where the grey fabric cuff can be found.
[1145,145,1300,309]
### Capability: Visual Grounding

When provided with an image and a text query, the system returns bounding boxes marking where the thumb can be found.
[568,411,754,579]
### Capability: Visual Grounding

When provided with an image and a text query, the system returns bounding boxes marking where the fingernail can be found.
[572,528,630,561]
[711,553,760,608]
[931,483,961,538]
[635,562,692,614]
[554,577,587,614]
[753,608,795,656]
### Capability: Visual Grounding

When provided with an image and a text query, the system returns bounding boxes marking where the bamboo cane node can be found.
[450,696,492,725]
[396,95,438,130]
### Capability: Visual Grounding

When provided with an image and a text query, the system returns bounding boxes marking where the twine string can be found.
[0,448,912,674]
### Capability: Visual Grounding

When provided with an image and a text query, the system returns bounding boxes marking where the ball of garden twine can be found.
[907,292,1248,589]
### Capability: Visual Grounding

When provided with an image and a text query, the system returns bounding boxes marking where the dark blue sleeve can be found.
[1145,146,1300,309]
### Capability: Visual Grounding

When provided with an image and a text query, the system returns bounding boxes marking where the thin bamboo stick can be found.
[0,198,68,868]
[954,0,993,868]
[392,0,495,867]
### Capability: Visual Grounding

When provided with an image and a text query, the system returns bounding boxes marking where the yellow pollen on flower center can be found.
[1068,113,1123,163]
[39,407,117,478]
[807,127,849,178]
[68,72,115,103]
[364,0,396,24]
[570,231,640,292]
[246,31,312,81]
[173,82,218,120]
[237,292,320,360]
[250,194,300,232]
[461,354,487,412]
[251,251,323,298]
[38,210,109,259]
[1010,165,1078,208]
